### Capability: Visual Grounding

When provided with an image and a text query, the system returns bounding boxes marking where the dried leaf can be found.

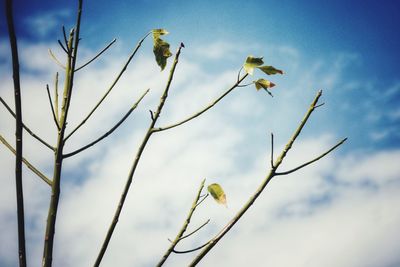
[152,31,172,71]
[257,65,284,75]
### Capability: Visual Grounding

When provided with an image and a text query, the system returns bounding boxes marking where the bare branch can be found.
[75,38,117,71]
[64,31,152,141]
[95,43,184,267]
[63,88,149,158]
[1,96,55,151]
[46,85,60,130]
[275,138,347,176]
[188,90,346,266]
[152,73,249,133]
[0,135,52,186]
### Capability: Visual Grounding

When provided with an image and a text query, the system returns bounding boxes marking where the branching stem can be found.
[188,90,347,266]
[64,31,152,141]
[42,1,83,265]
[156,179,207,266]
[152,73,248,132]
[94,43,184,267]
[63,88,149,158]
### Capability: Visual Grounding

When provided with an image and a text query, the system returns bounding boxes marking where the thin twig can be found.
[188,90,347,266]
[48,49,66,69]
[237,66,243,83]
[0,97,55,151]
[195,193,209,208]
[275,138,347,176]
[236,82,254,88]
[270,133,274,168]
[172,241,211,254]
[5,0,26,264]
[75,38,117,71]
[64,31,152,141]
[54,72,60,122]
[178,219,210,241]
[57,39,69,54]
[62,26,68,48]
[0,135,52,186]
[94,43,184,267]
[63,88,149,158]
[152,73,249,133]
[156,179,206,266]
[46,85,60,130]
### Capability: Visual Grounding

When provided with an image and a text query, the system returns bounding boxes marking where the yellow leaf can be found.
[207,183,227,207]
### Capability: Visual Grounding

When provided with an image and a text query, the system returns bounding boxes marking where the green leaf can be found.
[153,37,172,71]
[243,56,264,75]
[257,65,284,75]
[207,183,227,207]
[152,29,169,40]
[254,79,275,90]
[254,79,275,97]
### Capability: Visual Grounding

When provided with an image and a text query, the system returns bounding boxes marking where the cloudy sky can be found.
[1,0,400,266]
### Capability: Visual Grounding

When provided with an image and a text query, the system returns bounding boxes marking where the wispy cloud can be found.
[1,37,399,267]
[25,9,71,38]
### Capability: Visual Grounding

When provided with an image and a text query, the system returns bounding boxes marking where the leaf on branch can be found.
[207,183,227,207]
[152,28,169,39]
[243,56,264,75]
[257,65,284,75]
[254,79,275,90]
[152,29,172,71]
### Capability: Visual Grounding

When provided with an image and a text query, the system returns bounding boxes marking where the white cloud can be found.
[1,38,399,267]
[25,9,71,37]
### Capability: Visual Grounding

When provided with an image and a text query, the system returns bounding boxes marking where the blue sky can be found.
[1,0,400,266]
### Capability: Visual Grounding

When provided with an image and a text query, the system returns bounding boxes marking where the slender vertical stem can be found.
[5,0,26,265]
[54,72,59,122]
[94,43,184,267]
[42,1,83,266]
